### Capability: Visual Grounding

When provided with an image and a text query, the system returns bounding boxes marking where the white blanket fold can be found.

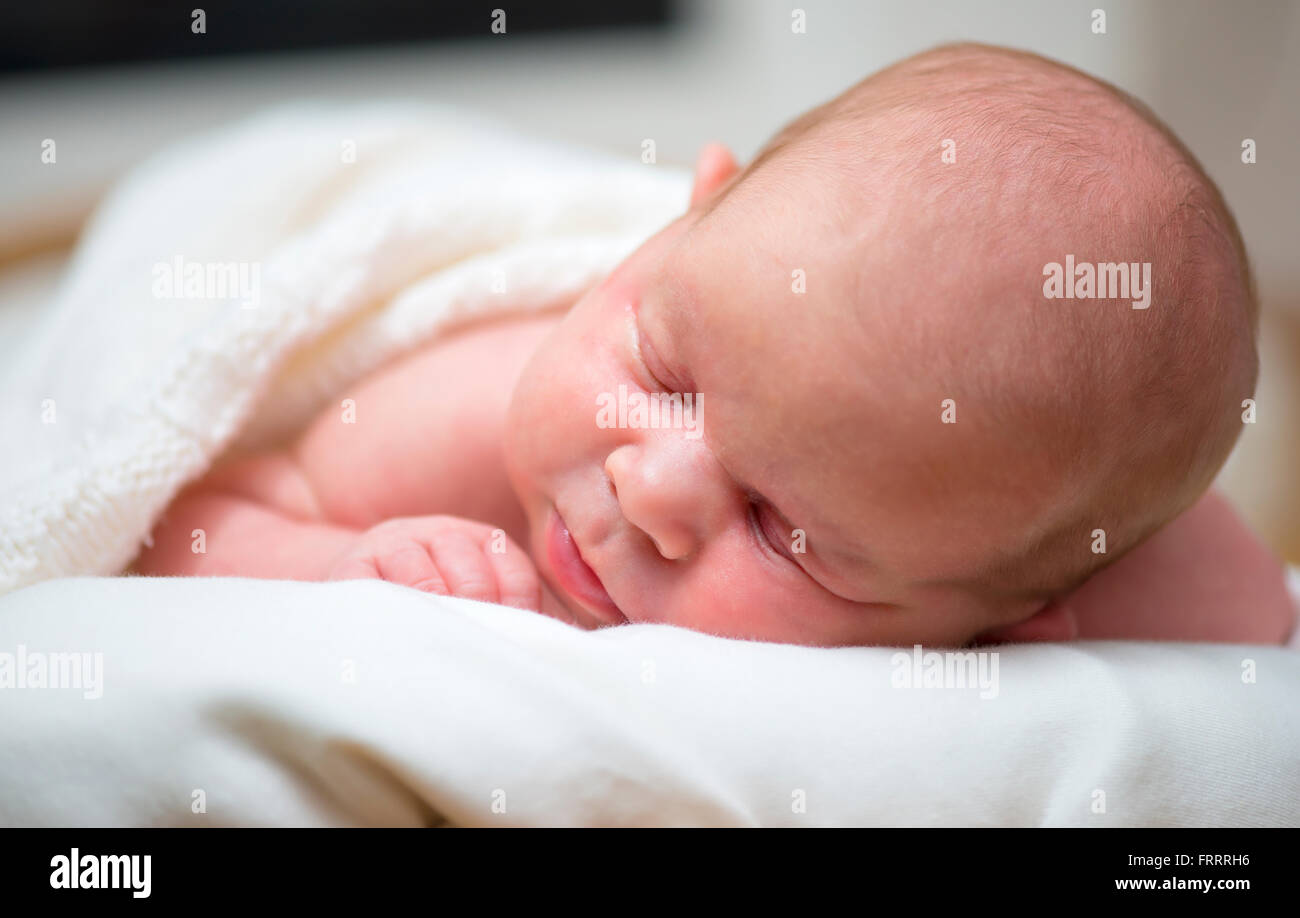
[1,576,1297,827]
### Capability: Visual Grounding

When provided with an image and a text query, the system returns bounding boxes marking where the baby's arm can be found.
[1065,490,1296,644]
[137,473,546,610]
[133,313,560,598]
[285,312,557,534]
[132,453,359,581]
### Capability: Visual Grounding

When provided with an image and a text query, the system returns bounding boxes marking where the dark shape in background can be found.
[0,0,674,73]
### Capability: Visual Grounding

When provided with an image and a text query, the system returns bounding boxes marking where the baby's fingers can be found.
[427,529,501,604]
[326,535,449,596]
[324,518,539,609]
[325,553,381,582]
[383,542,449,595]
[482,533,542,611]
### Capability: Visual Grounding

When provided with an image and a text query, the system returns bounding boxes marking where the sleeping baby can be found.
[133,43,1297,648]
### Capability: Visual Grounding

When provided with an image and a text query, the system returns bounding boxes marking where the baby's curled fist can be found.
[326,516,543,611]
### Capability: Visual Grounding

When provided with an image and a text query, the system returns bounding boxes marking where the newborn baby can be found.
[134,43,1297,648]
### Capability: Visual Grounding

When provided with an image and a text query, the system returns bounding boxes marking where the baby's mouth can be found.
[544,509,626,626]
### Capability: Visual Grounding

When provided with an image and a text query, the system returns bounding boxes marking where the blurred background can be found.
[1,0,1296,560]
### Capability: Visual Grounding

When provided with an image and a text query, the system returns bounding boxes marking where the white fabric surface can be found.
[0,575,1297,827]
[0,102,689,594]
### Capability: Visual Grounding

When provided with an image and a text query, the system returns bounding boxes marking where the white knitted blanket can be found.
[0,103,689,593]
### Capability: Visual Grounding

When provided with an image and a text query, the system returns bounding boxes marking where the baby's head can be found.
[504,43,1258,647]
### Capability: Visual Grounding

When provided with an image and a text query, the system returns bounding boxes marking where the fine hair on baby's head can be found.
[705,42,1258,608]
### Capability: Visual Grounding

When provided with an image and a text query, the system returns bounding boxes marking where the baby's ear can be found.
[974,598,1078,645]
[690,142,740,208]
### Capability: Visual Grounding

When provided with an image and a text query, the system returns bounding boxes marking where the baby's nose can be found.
[603,441,727,561]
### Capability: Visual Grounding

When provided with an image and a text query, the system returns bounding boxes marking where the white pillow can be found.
[0,576,1296,826]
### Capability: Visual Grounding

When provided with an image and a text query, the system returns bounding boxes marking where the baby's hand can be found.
[326,516,542,610]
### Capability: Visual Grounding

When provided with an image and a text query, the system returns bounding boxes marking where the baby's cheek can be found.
[507,347,579,454]
[657,551,883,646]
[654,549,800,641]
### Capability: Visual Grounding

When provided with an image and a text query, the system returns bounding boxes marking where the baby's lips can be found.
[545,509,625,626]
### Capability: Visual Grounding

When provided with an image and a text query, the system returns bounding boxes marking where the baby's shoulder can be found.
[425,310,564,370]
[373,309,564,404]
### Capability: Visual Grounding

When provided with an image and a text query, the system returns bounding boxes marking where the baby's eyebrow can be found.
[649,268,696,348]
